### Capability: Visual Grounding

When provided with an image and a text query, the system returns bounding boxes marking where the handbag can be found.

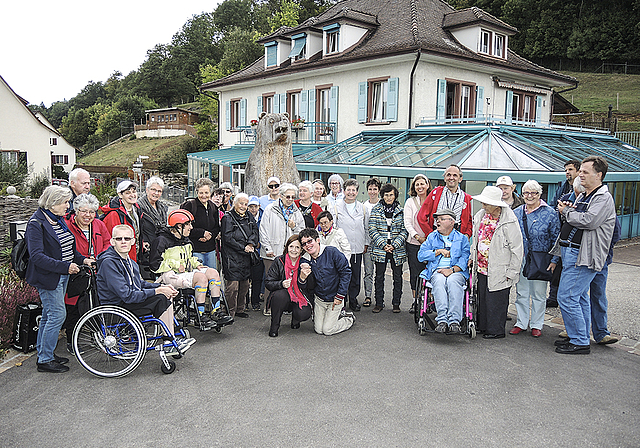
[67,222,92,298]
[521,211,554,281]
[13,302,42,353]
[229,212,261,266]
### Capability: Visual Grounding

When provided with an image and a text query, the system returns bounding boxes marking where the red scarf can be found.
[285,254,307,308]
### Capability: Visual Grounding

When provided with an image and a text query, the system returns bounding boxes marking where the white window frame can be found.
[370,80,389,122]
[480,30,491,54]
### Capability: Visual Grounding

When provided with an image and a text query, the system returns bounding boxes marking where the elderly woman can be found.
[259,183,305,315]
[404,174,431,301]
[326,174,344,213]
[25,186,91,372]
[265,235,314,337]
[63,193,111,353]
[101,180,143,261]
[362,177,381,307]
[138,176,167,279]
[496,175,524,210]
[312,179,329,210]
[181,178,220,270]
[510,180,560,338]
[221,193,259,318]
[296,180,323,228]
[471,186,523,339]
[219,181,234,212]
[369,183,408,313]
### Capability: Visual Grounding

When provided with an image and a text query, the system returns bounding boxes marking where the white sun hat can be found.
[472,186,509,207]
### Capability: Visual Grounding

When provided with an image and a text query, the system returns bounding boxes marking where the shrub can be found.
[0,265,40,356]
[28,170,50,199]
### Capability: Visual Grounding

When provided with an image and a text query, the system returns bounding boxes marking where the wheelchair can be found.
[172,287,234,333]
[413,272,477,338]
[71,266,192,378]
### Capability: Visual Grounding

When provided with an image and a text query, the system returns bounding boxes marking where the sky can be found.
[0,0,222,107]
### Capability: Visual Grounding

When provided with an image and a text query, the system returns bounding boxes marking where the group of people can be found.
[24,155,619,372]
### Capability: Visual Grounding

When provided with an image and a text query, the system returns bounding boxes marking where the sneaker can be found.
[213,312,234,326]
[558,330,568,338]
[164,337,196,354]
[66,342,75,356]
[199,314,218,328]
[597,335,618,345]
[392,305,401,313]
[263,308,271,316]
[340,309,355,320]
[252,304,261,311]
[435,322,448,333]
[447,322,461,335]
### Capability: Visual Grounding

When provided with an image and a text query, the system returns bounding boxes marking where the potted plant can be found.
[250,119,259,130]
[291,118,305,129]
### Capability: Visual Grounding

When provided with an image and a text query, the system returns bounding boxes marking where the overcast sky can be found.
[0,0,221,107]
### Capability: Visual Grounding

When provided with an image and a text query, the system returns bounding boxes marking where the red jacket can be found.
[100,197,143,261]
[295,200,323,227]
[417,186,473,237]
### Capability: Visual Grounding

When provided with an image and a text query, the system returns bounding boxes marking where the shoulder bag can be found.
[521,211,554,281]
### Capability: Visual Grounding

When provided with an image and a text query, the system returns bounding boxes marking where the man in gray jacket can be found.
[553,156,616,355]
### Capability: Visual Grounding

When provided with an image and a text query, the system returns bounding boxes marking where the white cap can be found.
[267,176,280,185]
[248,195,260,206]
[117,180,137,193]
[495,175,514,186]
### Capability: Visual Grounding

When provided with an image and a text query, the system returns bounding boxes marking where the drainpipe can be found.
[408,50,421,129]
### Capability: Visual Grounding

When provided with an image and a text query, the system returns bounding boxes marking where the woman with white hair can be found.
[25,186,92,372]
[326,174,344,212]
[219,181,234,212]
[138,176,167,278]
[295,180,322,228]
[510,180,560,338]
[259,183,305,315]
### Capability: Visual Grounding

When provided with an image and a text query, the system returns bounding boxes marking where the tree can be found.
[213,0,255,33]
[269,0,301,31]
[135,44,194,107]
[68,81,107,110]
[217,28,264,75]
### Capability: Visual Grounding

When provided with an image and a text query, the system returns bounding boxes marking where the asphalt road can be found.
[1,271,639,448]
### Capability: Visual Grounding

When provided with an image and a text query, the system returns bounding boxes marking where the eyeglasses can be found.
[223,190,231,194]
[300,239,315,247]
[522,191,540,196]
[330,182,341,185]
[113,236,134,242]
[268,184,280,189]
[76,209,94,215]
[283,195,295,200]
[148,188,162,194]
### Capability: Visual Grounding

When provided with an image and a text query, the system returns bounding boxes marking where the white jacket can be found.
[334,199,368,253]
[259,201,305,259]
[320,227,351,260]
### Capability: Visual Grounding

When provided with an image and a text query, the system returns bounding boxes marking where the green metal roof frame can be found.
[187,144,323,167]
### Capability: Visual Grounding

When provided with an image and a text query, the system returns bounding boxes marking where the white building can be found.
[0,75,77,181]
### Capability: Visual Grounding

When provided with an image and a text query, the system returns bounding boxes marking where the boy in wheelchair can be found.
[149,209,231,329]
[96,225,195,353]
[417,208,470,334]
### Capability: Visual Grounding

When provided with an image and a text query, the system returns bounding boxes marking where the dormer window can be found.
[479,29,506,58]
[480,30,490,54]
[494,34,505,58]
[265,41,277,67]
[289,33,306,61]
[323,23,340,55]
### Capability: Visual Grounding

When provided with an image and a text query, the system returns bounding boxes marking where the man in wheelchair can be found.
[149,209,231,328]
[417,208,470,334]
[97,225,195,352]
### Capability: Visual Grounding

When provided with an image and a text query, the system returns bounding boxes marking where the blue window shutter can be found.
[436,79,446,123]
[288,36,306,58]
[357,82,367,123]
[329,86,339,123]
[300,90,308,121]
[387,77,399,122]
[505,90,513,124]
[322,23,340,31]
[257,96,263,116]
[535,95,542,124]
[240,99,247,126]
[475,86,484,120]
[308,89,316,122]
[265,42,277,67]
[280,93,287,115]
[273,94,280,113]
[225,101,230,130]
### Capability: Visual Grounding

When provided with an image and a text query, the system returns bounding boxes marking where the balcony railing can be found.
[134,123,198,137]
[236,121,337,145]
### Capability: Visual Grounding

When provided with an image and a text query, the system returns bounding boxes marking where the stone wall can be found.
[0,197,39,250]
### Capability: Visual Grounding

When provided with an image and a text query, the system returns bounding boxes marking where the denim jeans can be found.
[515,266,548,330]
[586,264,610,342]
[430,271,466,324]
[362,250,374,298]
[557,247,597,346]
[37,275,69,363]
[193,251,218,271]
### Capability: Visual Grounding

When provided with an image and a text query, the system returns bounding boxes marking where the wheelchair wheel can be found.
[161,360,176,374]
[144,321,162,347]
[73,306,147,378]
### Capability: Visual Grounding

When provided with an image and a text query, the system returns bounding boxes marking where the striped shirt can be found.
[53,222,75,262]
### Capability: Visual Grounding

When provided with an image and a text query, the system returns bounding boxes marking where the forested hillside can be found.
[32,0,640,154]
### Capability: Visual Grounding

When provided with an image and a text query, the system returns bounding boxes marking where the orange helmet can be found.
[168,209,194,227]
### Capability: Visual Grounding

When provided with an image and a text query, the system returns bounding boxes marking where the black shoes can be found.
[546,299,559,308]
[447,322,461,335]
[268,331,278,337]
[555,343,590,355]
[291,322,300,329]
[392,305,401,313]
[554,337,571,346]
[483,333,505,339]
[349,303,361,312]
[37,361,69,373]
[235,312,249,318]
[435,322,448,333]
[53,354,69,364]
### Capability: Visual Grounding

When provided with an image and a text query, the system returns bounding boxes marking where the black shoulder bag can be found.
[229,213,261,266]
[521,211,554,281]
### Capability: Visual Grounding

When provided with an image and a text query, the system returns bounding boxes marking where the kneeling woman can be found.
[265,235,314,337]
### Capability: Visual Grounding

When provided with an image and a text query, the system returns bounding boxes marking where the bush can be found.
[0,159,28,191]
[28,170,50,199]
[91,183,117,207]
[0,265,40,356]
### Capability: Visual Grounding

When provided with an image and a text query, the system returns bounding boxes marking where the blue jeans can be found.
[586,264,610,342]
[557,247,597,346]
[37,275,69,363]
[515,266,548,330]
[193,251,218,271]
[430,271,466,324]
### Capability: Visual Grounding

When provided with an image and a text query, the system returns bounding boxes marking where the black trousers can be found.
[406,243,426,293]
[269,289,312,333]
[348,253,363,308]
[64,304,81,343]
[476,273,510,336]
[247,259,265,307]
[374,254,403,307]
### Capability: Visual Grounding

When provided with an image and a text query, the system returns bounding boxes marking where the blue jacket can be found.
[551,180,573,210]
[305,245,351,302]
[25,208,85,290]
[514,204,560,264]
[417,228,470,281]
[96,246,161,305]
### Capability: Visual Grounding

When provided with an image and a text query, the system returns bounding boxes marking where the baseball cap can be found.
[495,175,514,186]
[117,180,137,193]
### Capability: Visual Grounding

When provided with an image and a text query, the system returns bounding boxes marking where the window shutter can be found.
[475,86,484,121]
[225,101,230,130]
[257,96,263,116]
[535,96,542,124]
[273,94,280,113]
[436,79,446,123]
[240,99,247,126]
[265,42,277,67]
[308,89,316,122]
[387,77,399,122]
[329,86,339,123]
[300,90,308,121]
[357,82,367,123]
[505,91,513,124]
[280,94,287,115]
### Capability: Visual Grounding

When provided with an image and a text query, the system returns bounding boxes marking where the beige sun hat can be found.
[472,186,509,207]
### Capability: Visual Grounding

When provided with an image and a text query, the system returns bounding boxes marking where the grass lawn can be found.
[78,135,192,167]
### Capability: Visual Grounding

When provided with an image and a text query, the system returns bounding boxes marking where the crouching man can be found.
[417,209,470,334]
[299,228,354,335]
[97,224,195,353]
